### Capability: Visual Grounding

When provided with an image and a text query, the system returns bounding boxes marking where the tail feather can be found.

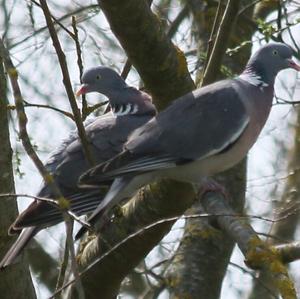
[75,177,131,240]
[9,190,105,230]
[0,227,38,269]
[79,151,135,186]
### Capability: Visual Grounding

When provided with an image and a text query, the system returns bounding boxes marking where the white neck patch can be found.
[239,72,269,88]
[112,103,139,115]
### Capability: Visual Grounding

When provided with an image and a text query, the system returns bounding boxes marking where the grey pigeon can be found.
[0,66,156,269]
[78,43,300,237]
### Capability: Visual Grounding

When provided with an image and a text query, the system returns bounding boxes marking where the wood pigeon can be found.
[0,66,157,269]
[77,43,300,238]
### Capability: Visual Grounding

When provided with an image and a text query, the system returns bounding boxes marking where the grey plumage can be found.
[78,43,300,238]
[0,66,156,269]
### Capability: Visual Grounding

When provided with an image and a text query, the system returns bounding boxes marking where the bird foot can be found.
[197,178,228,199]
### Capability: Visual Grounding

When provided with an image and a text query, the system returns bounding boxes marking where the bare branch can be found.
[71,16,88,121]
[0,193,91,229]
[201,191,297,299]
[0,47,36,299]
[39,0,94,166]
[0,38,83,297]
[202,0,240,86]
[275,241,300,264]
[23,101,75,120]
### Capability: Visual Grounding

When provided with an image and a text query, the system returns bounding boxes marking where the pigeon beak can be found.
[76,84,88,97]
[287,59,300,71]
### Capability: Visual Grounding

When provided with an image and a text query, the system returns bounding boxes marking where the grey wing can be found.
[40,114,150,196]
[15,114,152,229]
[80,80,249,183]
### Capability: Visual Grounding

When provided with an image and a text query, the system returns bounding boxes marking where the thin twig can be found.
[0,193,91,228]
[39,0,94,167]
[226,20,300,58]
[120,60,132,80]
[238,0,261,16]
[55,235,70,296]
[23,100,75,120]
[276,0,283,42]
[167,4,189,39]
[0,39,62,199]
[10,4,99,50]
[72,16,88,121]
[31,0,75,38]
[202,0,241,86]
[203,0,223,72]
[274,95,300,106]
[282,1,300,55]
[49,208,300,298]
[229,262,278,298]
[0,38,84,298]
[68,221,85,299]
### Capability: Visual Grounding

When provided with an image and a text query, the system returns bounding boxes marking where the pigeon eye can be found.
[272,50,278,56]
[96,75,101,80]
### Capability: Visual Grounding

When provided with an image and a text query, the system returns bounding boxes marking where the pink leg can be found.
[197,178,228,199]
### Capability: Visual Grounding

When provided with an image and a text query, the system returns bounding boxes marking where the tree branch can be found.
[99,0,195,110]
[0,37,83,298]
[39,0,94,166]
[66,181,195,299]
[202,0,240,86]
[0,47,36,299]
[201,192,296,299]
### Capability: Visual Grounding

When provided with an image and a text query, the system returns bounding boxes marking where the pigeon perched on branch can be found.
[77,43,300,238]
[0,66,156,269]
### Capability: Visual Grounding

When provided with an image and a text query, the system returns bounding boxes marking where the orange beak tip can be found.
[76,85,88,97]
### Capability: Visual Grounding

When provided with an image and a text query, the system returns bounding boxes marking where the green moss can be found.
[44,174,54,184]
[7,67,18,78]
[277,277,297,299]
[58,196,70,209]
[18,111,27,123]
[175,46,189,77]
[246,237,296,298]
[6,104,16,110]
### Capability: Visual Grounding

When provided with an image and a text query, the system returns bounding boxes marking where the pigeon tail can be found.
[10,190,106,230]
[0,227,38,269]
[76,177,132,240]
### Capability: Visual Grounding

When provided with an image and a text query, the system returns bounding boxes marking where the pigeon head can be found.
[76,66,127,97]
[243,42,300,85]
[76,66,157,116]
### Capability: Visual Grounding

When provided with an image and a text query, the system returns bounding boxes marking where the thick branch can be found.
[98,0,195,110]
[66,182,195,299]
[0,56,36,299]
[201,192,296,299]
[275,242,300,264]
[202,0,240,85]
[165,1,257,298]
[0,38,83,297]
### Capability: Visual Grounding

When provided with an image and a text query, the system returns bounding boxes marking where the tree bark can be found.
[0,59,36,299]
[98,0,195,110]
[71,181,195,299]
[248,93,300,299]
